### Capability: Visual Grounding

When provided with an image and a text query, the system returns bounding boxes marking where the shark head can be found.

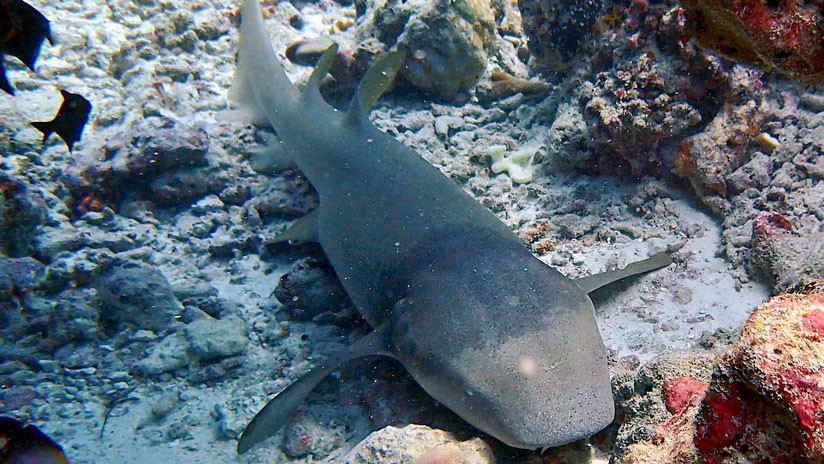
[390,244,615,449]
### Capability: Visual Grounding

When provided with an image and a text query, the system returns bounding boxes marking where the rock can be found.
[355,0,497,100]
[33,224,86,259]
[0,257,46,294]
[182,316,249,362]
[344,424,495,464]
[61,117,211,208]
[94,261,184,333]
[546,101,591,168]
[281,414,346,459]
[615,294,824,463]
[273,257,357,326]
[147,167,229,207]
[173,280,233,319]
[518,0,602,73]
[0,173,48,257]
[612,352,715,463]
[47,288,99,349]
[683,0,824,83]
[751,213,824,293]
[698,293,824,461]
[134,332,189,376]
[134,316,248,375]
[247,176,317,219]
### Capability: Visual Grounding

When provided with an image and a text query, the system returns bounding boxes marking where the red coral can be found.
[694,382,749,453]
[664,375,709,414]
[801,309,824,338]
[683,0,824,82]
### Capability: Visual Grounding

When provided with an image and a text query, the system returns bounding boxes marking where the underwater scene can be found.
[1,0,823,462]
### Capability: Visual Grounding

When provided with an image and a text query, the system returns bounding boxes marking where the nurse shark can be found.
[229,0,672,453]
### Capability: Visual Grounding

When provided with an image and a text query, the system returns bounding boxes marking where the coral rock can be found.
[683,0,824,83]
[518,0,602,73]
[344,424,495,464]
[356,0,497,100]
[714,293,824,459]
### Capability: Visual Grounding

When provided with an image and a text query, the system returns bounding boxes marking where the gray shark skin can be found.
[231,0,672,454]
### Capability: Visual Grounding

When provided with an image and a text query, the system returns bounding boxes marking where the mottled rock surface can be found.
[355,0,497,100]
[344,424,495,464]
[683,0,824,83]
[615,293,824,463]
[94,261,184,333]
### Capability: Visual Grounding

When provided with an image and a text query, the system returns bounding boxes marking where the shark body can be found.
[231,0,672,454]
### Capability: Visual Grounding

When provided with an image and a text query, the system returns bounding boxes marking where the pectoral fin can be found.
[574,252,672,294]
[268,209,320,244]
[237,329,394,454]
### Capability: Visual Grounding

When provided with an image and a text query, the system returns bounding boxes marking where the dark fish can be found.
[0,0,53,95]
[0,59,12,95]
[30,90,91,152]
[0,416,69,464]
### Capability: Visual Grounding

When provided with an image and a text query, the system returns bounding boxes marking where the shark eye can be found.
[465,389,474,397]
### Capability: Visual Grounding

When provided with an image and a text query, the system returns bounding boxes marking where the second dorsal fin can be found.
[302,42,339,104]
[345,49,405,125]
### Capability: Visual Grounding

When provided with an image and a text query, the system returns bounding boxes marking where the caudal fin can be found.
[227,0,301,129]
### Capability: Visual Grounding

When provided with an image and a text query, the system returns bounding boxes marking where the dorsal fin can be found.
[574,252,672,294]
[345,49,405,125]
[303,43,339,103]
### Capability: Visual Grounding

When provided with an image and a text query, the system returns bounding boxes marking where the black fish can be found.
[31,89,91,152]
[0,59,12,94]
[0,416,69,463]
[0,0,53,95]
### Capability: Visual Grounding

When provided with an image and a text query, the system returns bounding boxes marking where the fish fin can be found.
[302,43,338,104]
[344,49,405,125]
[215,107,269,126]
[248,132,295,173]
[269,209,319,244]
[229,0,301,133]
[237,329,393,454]
[0,59,14,95]
[574,252,672,294]
[30,120,54,142]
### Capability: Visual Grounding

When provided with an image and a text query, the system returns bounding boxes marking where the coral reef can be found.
[614,293,824,463]
[682,0,824,82]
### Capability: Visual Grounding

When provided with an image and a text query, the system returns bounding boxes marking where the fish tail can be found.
[30,120,54,142]
[229,0,301,132]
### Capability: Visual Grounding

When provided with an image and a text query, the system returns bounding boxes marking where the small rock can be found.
[134,333,189,376]
[344,424,495,464]
[95,261,184,333]
[273,257,357,326]
[182,316,249,362]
